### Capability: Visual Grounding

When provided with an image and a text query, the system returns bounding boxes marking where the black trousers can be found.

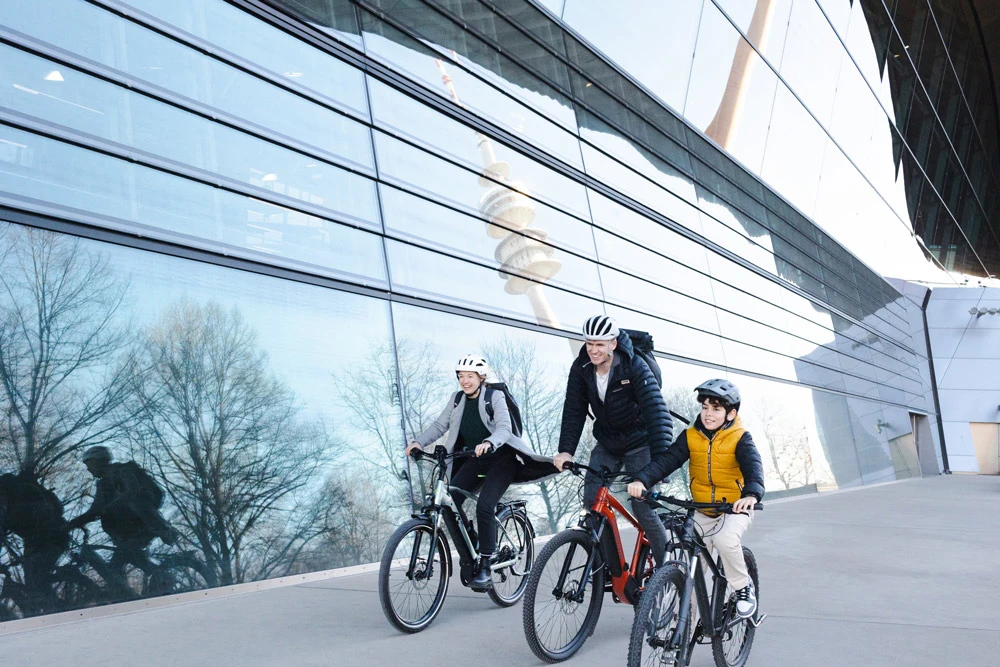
[450,446,519,556]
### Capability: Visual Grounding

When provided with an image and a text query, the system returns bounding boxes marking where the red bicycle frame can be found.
[588,484,653,604]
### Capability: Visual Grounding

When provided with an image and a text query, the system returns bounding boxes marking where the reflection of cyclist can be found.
[552,315,673,569]
[406,354,552,592]
[628,379,765,618]
[0,471,67,602]
[67,447,178,583]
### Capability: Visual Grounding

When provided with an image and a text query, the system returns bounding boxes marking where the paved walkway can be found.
[2,475,998,666]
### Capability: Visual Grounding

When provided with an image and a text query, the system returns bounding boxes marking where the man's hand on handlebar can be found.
[627,480,646,499]
[552,452,573,471]
[732,496,757,514]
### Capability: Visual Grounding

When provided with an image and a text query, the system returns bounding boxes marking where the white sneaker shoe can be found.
[735,582,757,619]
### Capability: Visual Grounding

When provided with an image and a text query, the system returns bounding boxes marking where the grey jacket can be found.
[413,389,556,482]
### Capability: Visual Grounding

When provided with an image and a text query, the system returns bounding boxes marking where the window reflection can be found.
[5,0,374,171]
[0,126,387,286]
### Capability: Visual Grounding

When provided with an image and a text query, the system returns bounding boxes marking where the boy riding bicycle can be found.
[627,379,764,618]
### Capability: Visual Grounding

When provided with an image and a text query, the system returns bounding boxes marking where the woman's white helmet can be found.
[455,354,490,378]
[582,314,619,341]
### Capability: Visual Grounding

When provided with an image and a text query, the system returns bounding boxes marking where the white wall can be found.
[924,286,1000,473]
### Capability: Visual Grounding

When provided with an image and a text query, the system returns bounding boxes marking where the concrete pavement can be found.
[1,474,997,666]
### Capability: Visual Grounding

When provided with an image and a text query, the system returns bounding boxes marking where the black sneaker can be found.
[469,559,493,592]
[735,582,757,619]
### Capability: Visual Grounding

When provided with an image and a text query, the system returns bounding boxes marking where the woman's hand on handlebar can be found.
[627,480,646,499]
[406,442,423,458]
[475,442,494,457]
[732,496,757,514]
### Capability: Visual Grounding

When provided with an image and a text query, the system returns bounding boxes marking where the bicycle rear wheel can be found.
[711,547,759,667]
[378,518,450,633]
[522,529,604,663]
[488,507,534,607]
[628,565,688,667]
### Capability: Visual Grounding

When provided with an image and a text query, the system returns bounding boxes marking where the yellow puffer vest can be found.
[687,415,746,509]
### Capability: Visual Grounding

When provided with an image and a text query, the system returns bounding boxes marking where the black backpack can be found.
[121,461,165,509]
[453,382,524,438]
[622,329,662,387]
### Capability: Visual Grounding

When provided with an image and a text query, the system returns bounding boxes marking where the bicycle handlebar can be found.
[409,444,493,463]
[563,461,634,482]
[642,491,763,513]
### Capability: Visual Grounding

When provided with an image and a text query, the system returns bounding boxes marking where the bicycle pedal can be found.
[749,613,767,628]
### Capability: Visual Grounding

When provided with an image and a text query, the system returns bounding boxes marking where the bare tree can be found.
[335,339,450,481]
[746,395,813,491]
[0,224,133,479]
[122,299,329,585]
[655,385,696,498]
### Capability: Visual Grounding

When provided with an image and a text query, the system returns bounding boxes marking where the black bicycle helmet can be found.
[694,378,741,411]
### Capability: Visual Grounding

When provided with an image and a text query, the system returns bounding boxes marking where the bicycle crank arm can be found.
[491,557,518,570]
[749,613,767,628]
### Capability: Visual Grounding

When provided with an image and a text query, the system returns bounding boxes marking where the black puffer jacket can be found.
[558,332,673,457]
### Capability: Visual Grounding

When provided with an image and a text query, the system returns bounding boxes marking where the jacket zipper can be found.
[707,430,716,503]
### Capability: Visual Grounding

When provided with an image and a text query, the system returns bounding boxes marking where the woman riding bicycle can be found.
[405,354,552,592]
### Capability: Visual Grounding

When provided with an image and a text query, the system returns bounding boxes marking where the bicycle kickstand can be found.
[749,612,767,628]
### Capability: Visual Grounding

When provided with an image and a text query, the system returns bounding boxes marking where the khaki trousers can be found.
[693,510,753,590]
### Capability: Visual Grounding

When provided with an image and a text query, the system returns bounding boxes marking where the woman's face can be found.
[457,371,484,394]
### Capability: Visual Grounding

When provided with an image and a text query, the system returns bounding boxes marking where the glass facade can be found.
[1,0,980,620]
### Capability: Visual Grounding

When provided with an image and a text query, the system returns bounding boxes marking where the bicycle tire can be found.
[378,518,451,633]
[522,529,605,663]
[711,547,759,667]
[628,564,688,667]
[488,507,534,607]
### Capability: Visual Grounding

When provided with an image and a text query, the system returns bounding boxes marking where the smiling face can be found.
[457,371,485,395]
[585,338,617,367]
[700,398,737,430]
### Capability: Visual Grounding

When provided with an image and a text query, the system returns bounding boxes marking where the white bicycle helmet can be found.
[455,354,490,377]
[582,314,619,341]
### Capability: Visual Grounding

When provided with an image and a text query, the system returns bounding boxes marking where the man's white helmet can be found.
[455,354,490,377]
[582,315,619,341]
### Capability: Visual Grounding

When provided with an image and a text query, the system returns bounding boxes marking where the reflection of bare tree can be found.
[336,340,449,480]
[123,300,328,585]
[657,386,696,498]
[0,224,133,479]
[747,395,813,491]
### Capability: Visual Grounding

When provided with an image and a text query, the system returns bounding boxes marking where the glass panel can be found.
[714,0,795,67]
[368,79,589,218]
[5,0,373,170]
[124,0,368,116]
[386,240,601,332]
[0,44,380,228]
[599,266,721,335]
[379,185,603,297]
[810,390,863,488]
[779,0,845,128]
[267,0,362,45]
[0,126,386,285]
[760,83,826,218]
[603,306,727,368]
[373,132,597,258]
[0,220,393,615]
[593,229,715,304]
[560,0,704,112]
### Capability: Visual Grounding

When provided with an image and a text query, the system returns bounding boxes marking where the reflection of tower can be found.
[436,58,563,330]
[705,0,776,149]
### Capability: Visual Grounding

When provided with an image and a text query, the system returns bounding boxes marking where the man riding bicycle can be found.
[67,446,179,590]
[552,315,673,570]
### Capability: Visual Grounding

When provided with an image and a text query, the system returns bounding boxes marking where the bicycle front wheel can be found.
[378,518,451,633]
[522,529,604,663]
[488,507,535,607]
[628,565,688,667]
[711,547,759,667]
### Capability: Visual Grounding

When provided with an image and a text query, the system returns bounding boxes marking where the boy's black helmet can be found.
[695,379,741,411]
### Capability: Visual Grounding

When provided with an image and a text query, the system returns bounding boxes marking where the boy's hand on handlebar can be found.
[627,481,646,498]
[552,452,573,471]
[732,496,756,514]
[475,443,494,457]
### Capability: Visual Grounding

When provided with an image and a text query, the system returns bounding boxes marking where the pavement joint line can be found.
[763,613,998,633]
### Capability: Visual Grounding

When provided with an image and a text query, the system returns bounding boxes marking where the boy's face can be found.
[700,399,737,430]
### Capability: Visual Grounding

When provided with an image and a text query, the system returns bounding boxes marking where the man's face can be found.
[84,459,107,478]
[457,371,484,394]
[700,399,736,430]
[585,338,616,366]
